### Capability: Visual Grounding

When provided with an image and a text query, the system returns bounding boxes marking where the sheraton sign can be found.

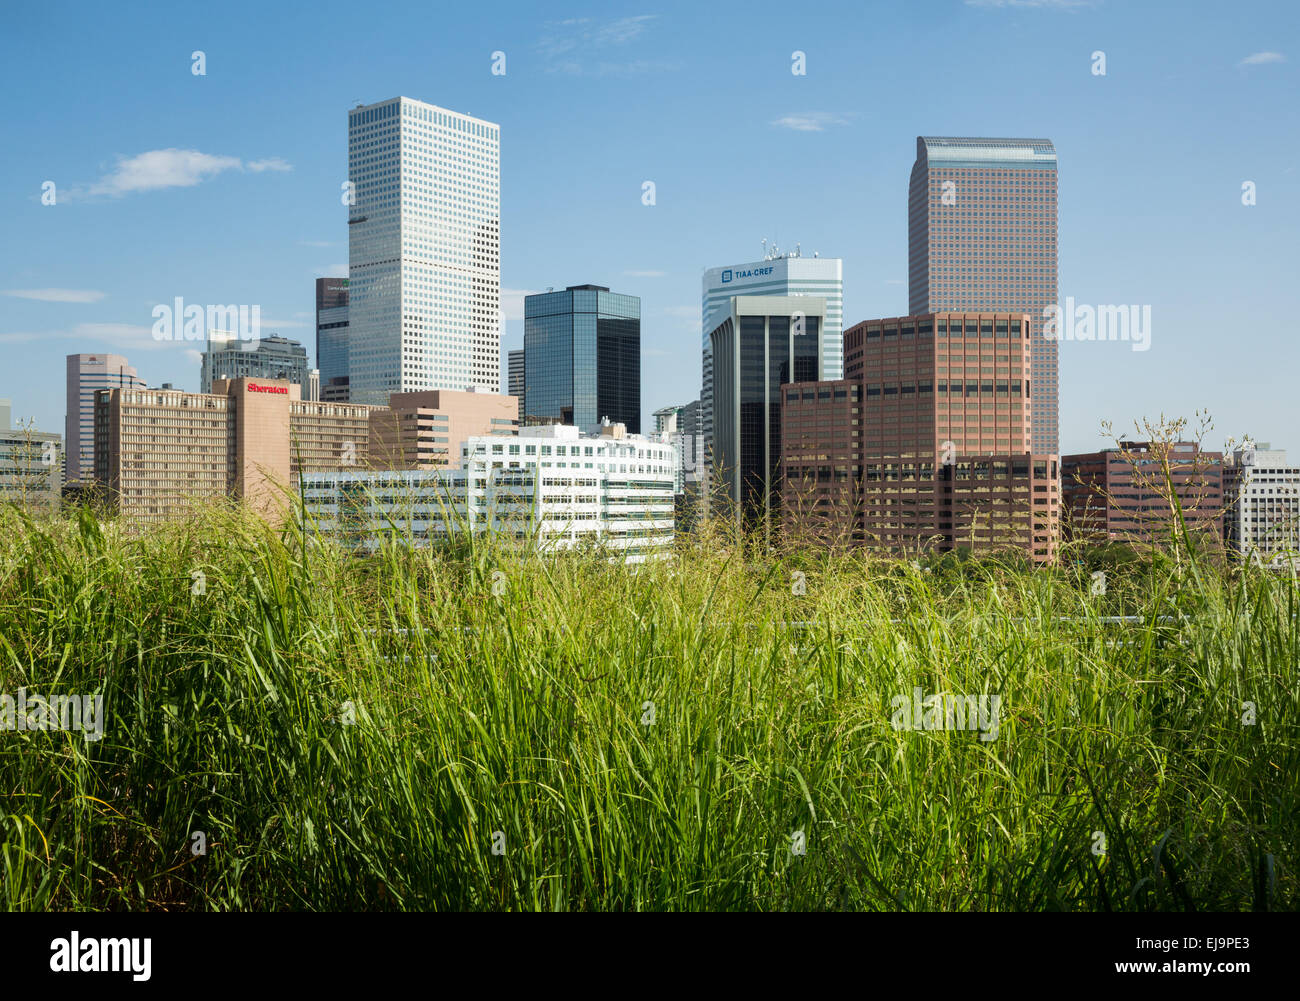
[247,382,289,395]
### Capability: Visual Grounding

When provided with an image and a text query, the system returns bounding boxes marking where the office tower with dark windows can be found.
[65,353,146,483]
[709,295,826,525]
[507,348,524,411]
[523,286,640,432]
[316,277,350,402]
[701,250,842,459]
[908,137,1059,453]
[347,97,500,405]
[201,334,309,395]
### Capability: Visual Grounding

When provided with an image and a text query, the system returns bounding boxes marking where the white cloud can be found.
[73,322,161,351]
[321,263,348,278]
[1239,51,1285,67]
[246,157,293,173]
[74,149,292,198]
[591,15,657,46]
[2,288,105,303]
[540,15,655,56]
[771,112,853,132]
[0,321,179,352]
[539,15,675,75]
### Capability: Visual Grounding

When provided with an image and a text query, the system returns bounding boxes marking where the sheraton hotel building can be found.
[93,378,518,524]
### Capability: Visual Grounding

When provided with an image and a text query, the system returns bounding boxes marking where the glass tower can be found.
[315,277,350,401]
[347,97,500,405]
[908,136,1058,454]
[523,286,641,432]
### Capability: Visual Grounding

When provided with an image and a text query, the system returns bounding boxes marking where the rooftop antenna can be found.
[795,242,801,258]
[761,238,768,260]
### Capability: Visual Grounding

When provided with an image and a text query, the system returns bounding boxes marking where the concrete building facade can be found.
[201,333,310,395]
[300,423,677,562]
[65,353,146,483]
[94,378,380,524]
[1223,444,1300,568]
[0,399,62,508]
[369,387,518,470]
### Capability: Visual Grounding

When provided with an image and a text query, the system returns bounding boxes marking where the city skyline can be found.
[1,0,1296,455]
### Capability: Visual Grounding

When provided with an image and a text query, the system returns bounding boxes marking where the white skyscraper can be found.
[700,251,843,453]
[347,97,500,405]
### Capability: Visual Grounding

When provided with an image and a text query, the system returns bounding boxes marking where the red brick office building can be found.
[1061,442,1224,545]
[781,311,1058,562]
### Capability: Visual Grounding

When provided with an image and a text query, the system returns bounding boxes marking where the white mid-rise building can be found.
[700,250,843,453]
[1224,444,1300,569]
[300,423,677,562]
[347,97,500,405]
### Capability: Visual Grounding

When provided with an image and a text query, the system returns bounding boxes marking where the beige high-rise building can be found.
[369,388,518,470]
[95,378,381,524]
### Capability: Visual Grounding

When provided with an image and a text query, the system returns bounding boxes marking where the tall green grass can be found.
[0,501,1295,910]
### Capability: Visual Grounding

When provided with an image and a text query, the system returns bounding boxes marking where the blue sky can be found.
[1,0,1295,455]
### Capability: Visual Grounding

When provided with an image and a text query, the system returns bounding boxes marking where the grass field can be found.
[0,501,1295,911]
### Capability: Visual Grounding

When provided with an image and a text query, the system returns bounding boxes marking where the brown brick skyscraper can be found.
[908,137,1059,455]
[782,312,1059,562]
